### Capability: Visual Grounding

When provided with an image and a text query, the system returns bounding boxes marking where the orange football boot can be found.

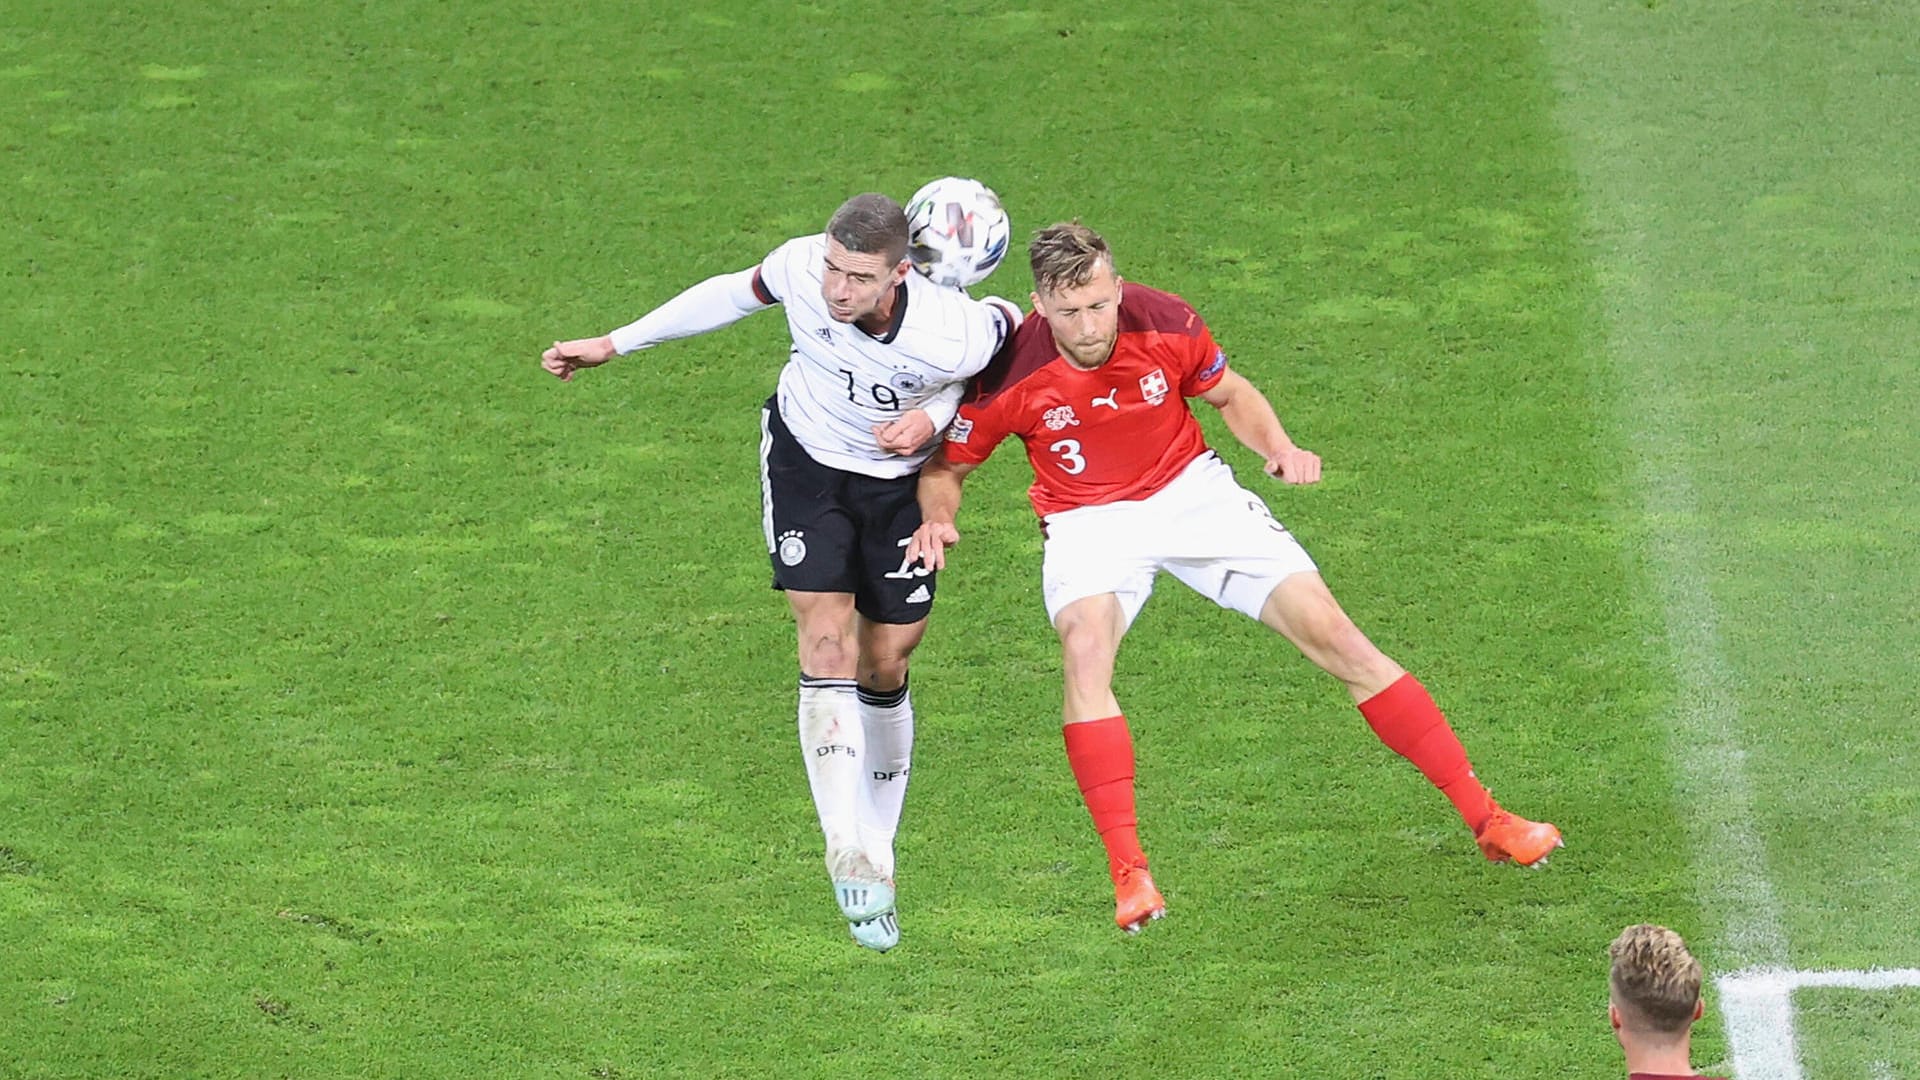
[1114,864,1167,932]
[1475,809,1564,866]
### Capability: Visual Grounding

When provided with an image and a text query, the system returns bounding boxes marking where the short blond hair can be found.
[1029,221,1114,296]
[1609,924,1704,1034]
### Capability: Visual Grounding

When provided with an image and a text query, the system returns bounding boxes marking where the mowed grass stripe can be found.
[1536,2,1790,968]
[1540,1,1920,1074]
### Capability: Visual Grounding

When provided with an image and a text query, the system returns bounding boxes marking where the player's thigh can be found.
[1040,504,1158,628]
[1162,479,1318,619]
[848,470,936,625]
[1255,571,1394,683]
[763,406,861,595]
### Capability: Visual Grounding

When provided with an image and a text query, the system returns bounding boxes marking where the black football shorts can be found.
[759,397,936,624]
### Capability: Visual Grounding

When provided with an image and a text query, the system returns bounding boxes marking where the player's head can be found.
[1029,221,1123,370]
[822,193,911,324]
[1608,924,1706,1047]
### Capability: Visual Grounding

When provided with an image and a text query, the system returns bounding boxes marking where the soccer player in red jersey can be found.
[1609,925,1728,1079]
[907,222,1562,932]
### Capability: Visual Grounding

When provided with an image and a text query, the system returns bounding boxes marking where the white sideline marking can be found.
[1571,216,1793,1070]
[1537,16,1795,1074]
[1535,8,1789,974]
[1718,968,1920,1080]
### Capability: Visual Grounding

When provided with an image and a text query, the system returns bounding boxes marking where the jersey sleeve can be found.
[607,266,772,355]
[916,378,967,433]
[753,236,817,306]
[941,391,1010,466]
[952,296,1021,380]
[1176,304,1230,398]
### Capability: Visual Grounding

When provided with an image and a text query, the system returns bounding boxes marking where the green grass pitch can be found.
[3,2,1915,1076]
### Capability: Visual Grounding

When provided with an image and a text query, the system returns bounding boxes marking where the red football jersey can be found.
[943,284,1229,516]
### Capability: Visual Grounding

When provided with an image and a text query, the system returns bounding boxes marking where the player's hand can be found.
[541,336,616,381]
[905,520,961,572]
[873,409,936,455]
[1264,447,1322,485]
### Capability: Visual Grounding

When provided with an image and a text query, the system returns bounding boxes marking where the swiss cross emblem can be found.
[1139,368,1169,406]
[1042,404,1080,431]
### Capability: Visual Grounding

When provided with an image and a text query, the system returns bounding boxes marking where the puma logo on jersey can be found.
[1092,388,1119,410]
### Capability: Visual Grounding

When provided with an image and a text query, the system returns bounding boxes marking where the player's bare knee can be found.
[1056,621,1118,684]
[859,654,910,691]
[799,630,856,678]
[1323,619,1381,664]
[1316,626,1400,690]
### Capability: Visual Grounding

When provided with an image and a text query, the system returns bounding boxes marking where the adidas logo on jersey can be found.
[905,584,931,604]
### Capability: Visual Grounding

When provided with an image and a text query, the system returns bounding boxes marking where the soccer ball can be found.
[906,177,1011,290]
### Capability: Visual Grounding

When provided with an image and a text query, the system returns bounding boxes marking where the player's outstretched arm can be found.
[1199,370,1322,484]
[542,336,616,381]
[542,267,773,382]
[907,449,977,571]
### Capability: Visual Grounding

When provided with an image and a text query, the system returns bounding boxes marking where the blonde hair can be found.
[1029,221,1114,296]
[1609,924,1704,1033]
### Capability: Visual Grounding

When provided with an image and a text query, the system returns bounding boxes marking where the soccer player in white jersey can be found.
[541,193,1019,952]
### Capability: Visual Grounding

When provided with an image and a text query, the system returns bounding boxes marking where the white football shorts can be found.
[1039,451,1319,627]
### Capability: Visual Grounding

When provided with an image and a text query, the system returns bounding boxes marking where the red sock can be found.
[1062,716,1146,881]
[1357,674,1495,832]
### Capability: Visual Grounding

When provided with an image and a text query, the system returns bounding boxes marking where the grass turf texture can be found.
[2,1,1914,1077]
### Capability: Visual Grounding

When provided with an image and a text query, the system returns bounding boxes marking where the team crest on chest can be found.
[1139,368,1170,406]
[1043,404,1080,431]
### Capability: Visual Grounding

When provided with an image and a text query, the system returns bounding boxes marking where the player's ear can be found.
[1691,998,1704,1022]
[1029,290,1046,317]
[891,258,911,285]
[1607,1004,1623,1031]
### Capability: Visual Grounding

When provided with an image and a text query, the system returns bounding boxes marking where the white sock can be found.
[856,679,914,881]
[797,675,872,881]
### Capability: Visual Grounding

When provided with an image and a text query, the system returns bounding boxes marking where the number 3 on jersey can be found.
[1049,438,1086,475]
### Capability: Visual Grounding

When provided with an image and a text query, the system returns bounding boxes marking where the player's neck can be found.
[855,283,902,336]
[1622,1034,1697,1077]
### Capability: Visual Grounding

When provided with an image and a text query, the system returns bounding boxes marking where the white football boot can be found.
[848,910,899,952]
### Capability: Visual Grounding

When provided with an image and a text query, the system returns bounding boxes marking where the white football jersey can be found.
[757,234,1016,478]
